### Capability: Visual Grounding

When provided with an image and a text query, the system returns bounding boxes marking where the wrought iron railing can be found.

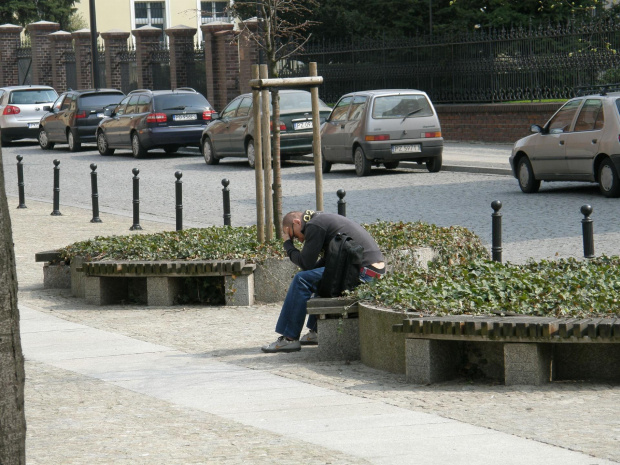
[279,19,620,103]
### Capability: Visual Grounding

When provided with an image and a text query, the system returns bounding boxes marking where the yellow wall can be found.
[74,1,209,36]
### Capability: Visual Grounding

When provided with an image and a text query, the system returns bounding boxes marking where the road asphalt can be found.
[8,143,620,465]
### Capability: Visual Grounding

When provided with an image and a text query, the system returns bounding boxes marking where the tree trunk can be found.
[0,144,27,464]
[271,89,283,238]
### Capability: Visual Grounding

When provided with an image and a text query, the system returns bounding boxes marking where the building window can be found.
[201,1,229,23]
[135,1,165,29]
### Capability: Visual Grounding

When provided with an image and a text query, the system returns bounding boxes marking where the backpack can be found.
[316,233,365,298]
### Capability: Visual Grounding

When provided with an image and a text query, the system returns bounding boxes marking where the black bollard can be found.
[16,155,26,209]
[337,189,346,217]
[90,163,102,223]
[51,159,62,216]
[222,178,231,226]
[581,204,594,259]
[175,171,183,231]
[130,168,142,230]
[491,200,502,263]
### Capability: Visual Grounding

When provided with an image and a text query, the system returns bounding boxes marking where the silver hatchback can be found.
[0,85,58,145]
[510,91,620,197]
[321,89,444,176]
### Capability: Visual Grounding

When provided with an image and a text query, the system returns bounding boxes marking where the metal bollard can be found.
[222,178,231,226]
[175,171,183,231]
[337,189,346,217]
[90,163,102,223]
[491,200,502,263]
[51,159,62,216]
[16,155,26,209]
[129,168,142,230]
[581,204,594,259]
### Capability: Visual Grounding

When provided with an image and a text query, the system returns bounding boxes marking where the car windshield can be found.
[9,89,57,104]
[268,92,330,112]
[371,95,433,119]
[155,93,209,111]
[80,93,124,109]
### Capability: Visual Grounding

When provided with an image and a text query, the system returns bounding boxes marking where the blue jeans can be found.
[274,267,373,339]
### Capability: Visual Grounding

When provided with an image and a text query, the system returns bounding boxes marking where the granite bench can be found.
[306,297,360,361]
[393,315,620,385]
[76,259,256,307]
[35,250,71,289]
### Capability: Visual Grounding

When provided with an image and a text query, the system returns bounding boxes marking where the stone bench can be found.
[307,297,359,361]
[393,315,620,385]
[35,250,71,289]
[77,259,256,307]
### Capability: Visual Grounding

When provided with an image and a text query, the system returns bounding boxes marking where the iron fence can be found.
[151,45,170,90]
[120,47,138,94]
[17,39,31,86]
[279,19,620,103]
[64,51,77,91]
[186,42,207,99]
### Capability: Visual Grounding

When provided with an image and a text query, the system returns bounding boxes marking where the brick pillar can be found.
[166,25,197,90]
[101,30,131,92]
[26,21,60,86]
[132,26,163,90]
[201,22,233,109]
[0,24,23,87]
[49,31,73,93]
[72,29,96,89]
[238,19,259,95]
[215,29,239,110]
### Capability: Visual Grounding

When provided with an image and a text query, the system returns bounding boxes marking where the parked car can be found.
[0,85,58,145]
[38,88,125,151]
[320,89,444,176]
[96,88,214,158]
[510,90,620,197]
[200,90,332,167]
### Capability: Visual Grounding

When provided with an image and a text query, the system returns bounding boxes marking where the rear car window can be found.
[154,93,209,111]
[80,93,124,109]
[10,89,57,104]
[371,94,433,119]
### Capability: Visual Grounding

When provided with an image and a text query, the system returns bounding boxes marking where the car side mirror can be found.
[104,107,114,117]
[530,124,543,134]
[211,112,220,120]
[43,105,51,112]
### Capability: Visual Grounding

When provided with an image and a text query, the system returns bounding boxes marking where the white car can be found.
[510,90,620,197]
[0,85,58,145]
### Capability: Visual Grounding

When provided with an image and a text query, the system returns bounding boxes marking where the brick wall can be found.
[436,103,562,143]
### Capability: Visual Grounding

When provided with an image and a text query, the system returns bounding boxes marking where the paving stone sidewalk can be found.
[11,199,620,464]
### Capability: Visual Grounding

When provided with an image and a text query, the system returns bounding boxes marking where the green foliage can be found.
[0,0,79,31]
[59,226,286,263]
[597,68,620,85]
[353,256,620,318]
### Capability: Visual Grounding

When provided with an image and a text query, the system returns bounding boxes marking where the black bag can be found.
[316,233,364,298]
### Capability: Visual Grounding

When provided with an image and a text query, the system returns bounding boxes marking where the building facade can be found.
[74,0,232,43]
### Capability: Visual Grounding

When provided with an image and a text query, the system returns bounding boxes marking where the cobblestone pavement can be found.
[4,142,620,264]
[9,200,620,464]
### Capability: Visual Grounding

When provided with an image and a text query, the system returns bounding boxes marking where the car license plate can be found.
[391,144,421,153]
[173,114,197,121]
[294,121,313,130]
[27,123,38,129]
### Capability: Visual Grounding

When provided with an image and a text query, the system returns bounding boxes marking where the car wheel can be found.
[67,129,81,152]
[516,156,540,193]
[97,131,114,156]
[203,137,219,165]
[598,158,620,198]
[131,133,147,158]
[38,127,55,150]
[384,161,399,169]
[246,138,256,168]
[426,155,442,173]
[164,146,179,154]
[322,155,332,173]
[354,146,371,177]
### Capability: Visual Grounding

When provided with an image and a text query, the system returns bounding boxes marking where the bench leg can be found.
[405,339,462,384]
[85,276,128,305]
[504,343,552,386]
[317,317,360,361]
[225,274,254,306]
[147,277,181,306]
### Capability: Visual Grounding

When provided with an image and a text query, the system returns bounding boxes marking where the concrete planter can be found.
[43,263,71,289]
[253,257,297,303]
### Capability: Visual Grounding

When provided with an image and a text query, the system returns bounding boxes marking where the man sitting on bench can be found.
[261,210,385,353]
